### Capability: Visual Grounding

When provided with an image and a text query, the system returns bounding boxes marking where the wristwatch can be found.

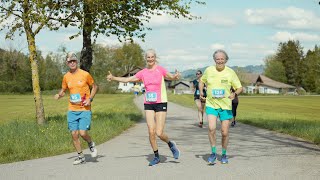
[89,97,93,102]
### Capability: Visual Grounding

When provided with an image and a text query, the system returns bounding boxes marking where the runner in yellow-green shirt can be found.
[199,49,243,165]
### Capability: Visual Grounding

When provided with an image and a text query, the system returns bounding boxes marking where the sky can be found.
[1,0,320,72]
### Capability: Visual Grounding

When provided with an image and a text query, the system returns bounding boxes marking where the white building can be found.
[118,67,144,92]
[243,73,296,94]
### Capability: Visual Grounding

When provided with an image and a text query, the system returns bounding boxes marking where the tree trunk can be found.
[26,32,46,125]
[80,1,93,72]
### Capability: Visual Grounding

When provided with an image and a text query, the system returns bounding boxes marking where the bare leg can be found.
[201,101,206,122]
[79,130,92,143]
[71,131,82,153]
[155,111,169,143]
[195,99,205,127]
[221,120,230,150]
[145,110,158,151]
[207,115,218,147]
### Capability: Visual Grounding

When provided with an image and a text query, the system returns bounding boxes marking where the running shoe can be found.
[207,153,216,164]
[169,141,180,159]
[148,157,160,166]
[221,154,228,164]
[198,121,203,128]
[89,142,98,158]
[231,121,235,127]
[73,156,86,165]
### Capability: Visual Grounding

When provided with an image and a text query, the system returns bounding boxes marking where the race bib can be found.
[146,92,157,102]
[70,93,81,103]
[212,89,225,98]
[196,90,200,95]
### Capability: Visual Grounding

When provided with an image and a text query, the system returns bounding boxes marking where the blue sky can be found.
[1,0,320,72]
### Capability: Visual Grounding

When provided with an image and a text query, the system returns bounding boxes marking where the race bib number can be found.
[212,89,225,98]
[196,90,200,95]
[146,92,157,102]
[70,93,81,103]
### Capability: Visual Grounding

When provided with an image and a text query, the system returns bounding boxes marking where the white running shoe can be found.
[89,142,98,158]
[73,156,86,165]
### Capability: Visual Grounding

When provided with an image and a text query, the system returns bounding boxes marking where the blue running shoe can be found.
[149,157,160,166]
[169,141,180,159]
[221,154,228,164]
[208,153,216,164]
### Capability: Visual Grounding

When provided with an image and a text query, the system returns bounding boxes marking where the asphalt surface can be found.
[1,95,319,180]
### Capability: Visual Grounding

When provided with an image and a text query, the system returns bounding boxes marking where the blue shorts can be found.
[206,106,233,121]
[67,111,92,131]
[134,92,139,95]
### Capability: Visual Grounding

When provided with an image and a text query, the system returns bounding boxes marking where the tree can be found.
[114,42,145,73]
[0,48,32,93]
[38,53,63,90]
[62,0,205,72]
[90,43,145,93]
[275,40,304,87]
[0,0,67,124]
[90,44,118,83]
[302,46,320,93]
[264,55,287,83]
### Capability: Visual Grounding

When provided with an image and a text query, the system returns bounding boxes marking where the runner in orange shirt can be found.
[55,52,98,165]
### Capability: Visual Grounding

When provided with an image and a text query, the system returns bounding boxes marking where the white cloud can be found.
[270,31,320,42]
[155,48,211,71]
[0,16,15,29]
[148,12,196,28]
[206,16,236,27]
[210,43,225,50]
[245,6,320,30]
[223,43,275,66]
[97,37,123,47]
[231,43,248,49]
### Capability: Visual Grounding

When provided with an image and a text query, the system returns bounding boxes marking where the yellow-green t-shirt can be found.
[201,66,242,110]
[62,69,94,111]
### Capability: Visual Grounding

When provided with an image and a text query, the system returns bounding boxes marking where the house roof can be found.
[242,73,260,84]
[257,75,295,88]
[121,67,143,77]
[171,81,190,88]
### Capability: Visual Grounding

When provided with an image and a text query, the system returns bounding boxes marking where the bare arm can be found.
[199,80,205,99]
[54,89,66,100]
[107,71,140,82]
[165,69,181,81]
[192,82,196,91]
[229,87,243,99]
[235,87,243,95]
[83,83,99,106]
[89,83,98,100]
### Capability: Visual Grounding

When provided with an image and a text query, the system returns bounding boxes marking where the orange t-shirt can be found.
[62,69,94,111]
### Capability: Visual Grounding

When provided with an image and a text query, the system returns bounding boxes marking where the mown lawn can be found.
[168,94,320,145]
[0,94,142,164]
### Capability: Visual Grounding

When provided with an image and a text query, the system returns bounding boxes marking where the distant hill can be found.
[182,65,264,80]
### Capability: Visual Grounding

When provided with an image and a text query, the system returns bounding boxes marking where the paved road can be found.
[1,95,320,180]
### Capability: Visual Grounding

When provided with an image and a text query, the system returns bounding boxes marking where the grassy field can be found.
[0,94,142,164]
[168,94,320,145]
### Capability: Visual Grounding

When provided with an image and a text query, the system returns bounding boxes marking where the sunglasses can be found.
[196,73,201,75]
[67,60,77,64]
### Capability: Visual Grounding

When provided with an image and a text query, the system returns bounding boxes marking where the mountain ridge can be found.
[181,65,264,80]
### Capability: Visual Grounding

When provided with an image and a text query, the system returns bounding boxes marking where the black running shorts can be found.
[144,103,167,112]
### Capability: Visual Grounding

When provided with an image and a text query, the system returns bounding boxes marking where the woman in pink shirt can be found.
[107,49,181,166]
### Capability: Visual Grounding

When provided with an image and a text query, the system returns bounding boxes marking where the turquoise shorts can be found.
[206,106,233,121]
[67,111,92,131]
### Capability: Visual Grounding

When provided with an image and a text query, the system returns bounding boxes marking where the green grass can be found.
[168,94,320,145]
[0,94,142,164]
